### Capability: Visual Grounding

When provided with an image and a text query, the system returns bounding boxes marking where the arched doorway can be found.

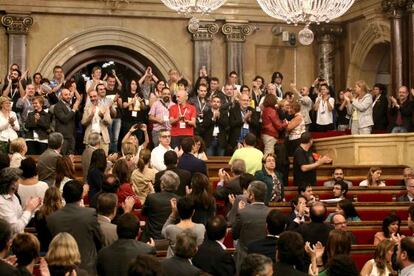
[359,42,391,88]
[61,45,164,93]
[346,21,391,88]
[35,26,179,80]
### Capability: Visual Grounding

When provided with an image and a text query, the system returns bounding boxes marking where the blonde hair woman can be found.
[361,239,395,276]
[345,80,374,134]
[46,232,86,275]
[130,148,156,204]
[0,96,19,154]
[9,137,27,168]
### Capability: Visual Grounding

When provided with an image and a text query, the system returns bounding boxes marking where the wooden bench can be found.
[269,202,412,221]
[284,186,406,202]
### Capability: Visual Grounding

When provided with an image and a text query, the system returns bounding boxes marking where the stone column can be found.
[314,25,343,88]
[1,14,33,71]
[221,23,255,85]
[406,0,414,89]
[382,0,406,95]
[188,22,219,83]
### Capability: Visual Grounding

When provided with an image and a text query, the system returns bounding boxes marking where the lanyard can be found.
[178,104,187,118]
[197,97,207,113]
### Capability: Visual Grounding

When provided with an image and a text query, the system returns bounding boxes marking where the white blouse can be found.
[0,111,19,142]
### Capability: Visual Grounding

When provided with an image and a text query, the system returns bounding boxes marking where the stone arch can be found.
[35,26,179,79]
[346,20,391,87]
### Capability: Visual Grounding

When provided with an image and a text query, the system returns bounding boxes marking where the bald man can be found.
[169,89,196,149]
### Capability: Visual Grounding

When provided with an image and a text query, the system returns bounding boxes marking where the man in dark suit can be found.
[46,180,103,275]
[202,95,229,156]
[193,215,235,275]
[161,230,201,276]
[154,150,191,196]
[81,132,100,182]
[228,93,260,151]
[141,170,179,242]
[287,195,308,229]
[0,219,19,275]
[214,159,246,213]
[274,231,308,276]
[38,132,63,186]
[247,210,287,262]
[295,201,333,246]
[398,178,414,202]
[97,213,156,276]
[96,193,118,247]
[389,86,414,132]
[177,137,207,176]
[53,88,81,155]
[232,181,270,272]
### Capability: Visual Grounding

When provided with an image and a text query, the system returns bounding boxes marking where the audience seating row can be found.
[284,186,406,202]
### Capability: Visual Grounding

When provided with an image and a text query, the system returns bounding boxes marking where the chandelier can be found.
[161,0,227,31]
[256,0,355,45]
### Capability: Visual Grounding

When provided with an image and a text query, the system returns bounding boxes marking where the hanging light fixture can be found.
[256,0,354,45]
[161,0,227,31]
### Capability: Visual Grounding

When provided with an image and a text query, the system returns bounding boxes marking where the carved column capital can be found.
[406,0,414,12]
[314,25,343,43]
[188,22,219,41]
[221,23,255,42]
[1,14,33,34]
[382,0,408,18]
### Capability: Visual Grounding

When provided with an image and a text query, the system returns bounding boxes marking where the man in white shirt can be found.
[0,168,41,234]
[150,129,172,171]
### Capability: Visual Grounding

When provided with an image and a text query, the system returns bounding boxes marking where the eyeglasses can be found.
[161,135,171,138]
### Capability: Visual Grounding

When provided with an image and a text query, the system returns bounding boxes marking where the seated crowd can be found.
[0,64,413,275]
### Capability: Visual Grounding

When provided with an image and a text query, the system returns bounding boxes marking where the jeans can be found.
[206,138,225,156]
[152,129,160,147]
[108,118,121,153]
[391,126,408,133]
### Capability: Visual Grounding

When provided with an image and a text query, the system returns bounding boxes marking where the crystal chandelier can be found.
[161,0,227,31]
[256,0,354,45]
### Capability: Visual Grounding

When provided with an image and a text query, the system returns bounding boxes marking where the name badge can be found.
[145,99,149,106]
[132,111,137,117]
[179,122,186,129]
[213,126,219,136]
[256,106,261,112]
[163,115,169,122]
[44,108,49,113]
[243,123,249,129]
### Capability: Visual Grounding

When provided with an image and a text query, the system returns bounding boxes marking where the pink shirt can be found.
[149,100,175,131]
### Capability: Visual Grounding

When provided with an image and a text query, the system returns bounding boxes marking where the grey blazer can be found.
[37,148,61,186]
[97,215,118,247]
[346,93,374,128]
[46,203,103,275]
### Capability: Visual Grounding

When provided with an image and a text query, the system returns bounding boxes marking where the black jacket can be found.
[202,108,229,148]
[389,99,414,131]
[228,104,260,149]
[53,100,76,139]
[372,94,389,131]
[24,110,51,140]
[141,191,178,242]
[193,240,235,276]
